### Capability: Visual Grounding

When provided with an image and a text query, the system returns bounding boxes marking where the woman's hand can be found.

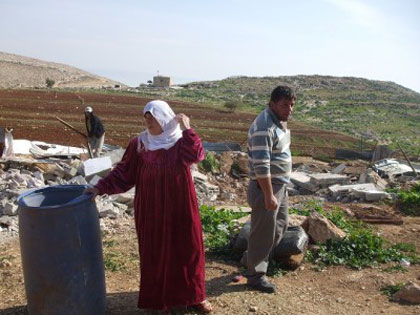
[83,185,99,199]
[175,113,190,130]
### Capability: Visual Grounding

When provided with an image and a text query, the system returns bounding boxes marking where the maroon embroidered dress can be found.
[95,129,206,310]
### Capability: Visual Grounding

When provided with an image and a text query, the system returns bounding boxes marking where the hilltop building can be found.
[153,75,172,87]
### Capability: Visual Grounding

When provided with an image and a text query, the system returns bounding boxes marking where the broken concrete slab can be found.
[290,172,318,192]
[101,148,125,165]
[110,190,135,204]
[329,183,377,198]
[83,156,112,178]
[364,190,389,202]
[359,169,388,189]
[373,159,413,178]
[3,203,18,216]
[67,175,88,186]
[308,173,349,187]
[97,201,120,219]
[89,175,103,186]
[331,163,347,174]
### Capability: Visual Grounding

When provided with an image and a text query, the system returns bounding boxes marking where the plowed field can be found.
[0,89,362,155]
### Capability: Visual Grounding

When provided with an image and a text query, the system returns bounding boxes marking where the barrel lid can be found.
[17,185,92,209]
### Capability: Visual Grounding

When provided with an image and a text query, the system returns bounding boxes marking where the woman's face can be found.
[144,112,163,135]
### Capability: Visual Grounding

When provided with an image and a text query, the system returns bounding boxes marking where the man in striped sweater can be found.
[244,85,296,293]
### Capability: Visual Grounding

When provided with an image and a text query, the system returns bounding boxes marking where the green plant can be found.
[309,225,419,270]
[0,255,15,263]
[45,78,55,88]
[266,259,287,277]
[383,265,408,273]
[299,205,420,269]
[380,283,404,297]
[103,240,116,248]
[395,184,420,216]
[289,200,325,217]
[103,251,126,272]
[199,205,247,257]
[224,99,242,113]
[198,152,220,173]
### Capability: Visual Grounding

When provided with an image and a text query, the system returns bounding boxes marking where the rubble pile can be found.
[288,158,419,203]
[0,144,220,237]
[1,138,419,239]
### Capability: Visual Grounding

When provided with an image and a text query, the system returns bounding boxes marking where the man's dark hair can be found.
[270,86,296,103]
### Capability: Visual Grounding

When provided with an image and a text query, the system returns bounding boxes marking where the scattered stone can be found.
[249,306,258,312]
[219,152,233,175]
[306,211,346,244]
[331,163,347,174]
[3,203,18,216]
[0,259,12,268]
[392,282,420,304]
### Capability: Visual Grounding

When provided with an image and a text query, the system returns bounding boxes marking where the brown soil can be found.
[0,89,362,157]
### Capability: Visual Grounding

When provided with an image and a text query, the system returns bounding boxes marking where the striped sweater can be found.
[247,107,292,184]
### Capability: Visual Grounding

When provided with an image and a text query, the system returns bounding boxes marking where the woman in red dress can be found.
[85,100,212,313]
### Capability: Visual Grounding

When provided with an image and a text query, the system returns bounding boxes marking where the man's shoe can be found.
[247,278,276,293]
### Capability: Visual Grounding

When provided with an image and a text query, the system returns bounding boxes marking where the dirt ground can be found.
[1,205,420,315]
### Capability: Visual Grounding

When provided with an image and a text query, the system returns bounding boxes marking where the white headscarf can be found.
[139,100,183,151]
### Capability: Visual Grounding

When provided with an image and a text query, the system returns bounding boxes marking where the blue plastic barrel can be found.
[17,185,106,315]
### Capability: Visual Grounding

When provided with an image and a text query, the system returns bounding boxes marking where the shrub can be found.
[199,205,247,256]
[198,152,220,173]
[224,99,242,113]
[396,184,420,216]
[45,78,55,88]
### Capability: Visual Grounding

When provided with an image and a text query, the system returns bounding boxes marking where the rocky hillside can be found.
[0,51,125,89]
[137,75,420,155]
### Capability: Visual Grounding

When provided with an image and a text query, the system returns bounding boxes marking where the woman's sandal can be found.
[192,300,213,313]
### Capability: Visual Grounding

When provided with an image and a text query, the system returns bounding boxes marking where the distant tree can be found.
[46,78,55,88]
[147,80,153,85]
[224,99,241,113]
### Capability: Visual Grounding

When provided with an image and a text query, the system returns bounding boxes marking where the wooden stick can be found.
[56,116,87,138]
[397,143,418,176]
[56,116,93,158]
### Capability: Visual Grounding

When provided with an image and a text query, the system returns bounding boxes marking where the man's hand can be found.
[175,113,191,130]
[256,177,278,211]
[264,194,278,211]
[83,185,99,199]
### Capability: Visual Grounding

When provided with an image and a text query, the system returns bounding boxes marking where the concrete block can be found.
[83,156,112,178]
[364,190,388,201]
[67,175,88,185]
[290,172,318,192]
[329,183,376,198]
[331,163,346,174]
[97,202,120,219]
[110,190,135,204]
[102,149,126,165]
[89,175,103,186]
[309,173,349,186]
[3,203,18,216]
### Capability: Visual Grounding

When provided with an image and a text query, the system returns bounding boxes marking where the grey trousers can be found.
[244,180,289,284]
[88,133,105,158]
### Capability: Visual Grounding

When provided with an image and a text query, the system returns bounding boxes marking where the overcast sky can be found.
[1,0,419,92]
